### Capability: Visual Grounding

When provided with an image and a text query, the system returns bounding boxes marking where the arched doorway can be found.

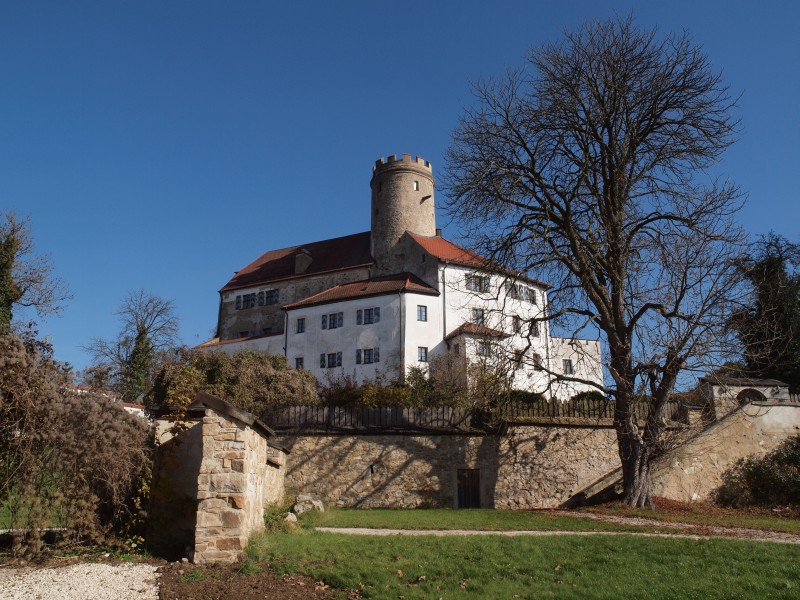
[736,388,766,406]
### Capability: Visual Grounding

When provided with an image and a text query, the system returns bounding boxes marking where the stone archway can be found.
[736,388,767,406]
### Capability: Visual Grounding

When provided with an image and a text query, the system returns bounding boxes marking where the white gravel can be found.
[0,562,159,600]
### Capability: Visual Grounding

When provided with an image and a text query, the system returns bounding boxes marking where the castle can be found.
[199,154,602,399]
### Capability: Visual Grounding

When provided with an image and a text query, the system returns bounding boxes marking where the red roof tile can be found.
[221,231,373,292]
[195,331,283,349]
[407,233,551,289]
[407,232,489,268]
[284,273,438,309]
[445,322,510,340]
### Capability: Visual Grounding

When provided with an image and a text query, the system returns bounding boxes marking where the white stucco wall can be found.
[203,262,603,398]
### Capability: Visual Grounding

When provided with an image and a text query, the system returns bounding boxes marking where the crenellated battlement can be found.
[373,153,432,174]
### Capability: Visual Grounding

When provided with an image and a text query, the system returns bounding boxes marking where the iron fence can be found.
[264,398,686,431]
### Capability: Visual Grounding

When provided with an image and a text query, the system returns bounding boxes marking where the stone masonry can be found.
[150,392,287,564]
[275,425,620,509]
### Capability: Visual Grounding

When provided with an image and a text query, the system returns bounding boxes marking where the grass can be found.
[250,529,800,599]
[299,507,669,533]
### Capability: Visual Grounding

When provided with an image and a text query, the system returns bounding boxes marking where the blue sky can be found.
[2,1,798,372]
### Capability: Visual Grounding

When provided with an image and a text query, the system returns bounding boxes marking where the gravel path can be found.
[568,511,800,544]
[316,519,800,545]
[0,562,159,600]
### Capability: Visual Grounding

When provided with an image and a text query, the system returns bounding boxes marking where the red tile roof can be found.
[195,331,283,349]
[445,322,510,340]
[284,273,438,309]
[407,233,550,289]
[221,231,373,292]
[407,232,489,269]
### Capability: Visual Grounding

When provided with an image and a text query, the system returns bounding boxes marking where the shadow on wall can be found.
[147,422,203,560]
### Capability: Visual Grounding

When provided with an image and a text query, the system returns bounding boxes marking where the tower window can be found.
[413,180,420,191]
[417,305,427,321]
[563,359,574,375]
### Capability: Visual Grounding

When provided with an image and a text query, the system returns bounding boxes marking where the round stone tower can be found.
[370,153,436,275]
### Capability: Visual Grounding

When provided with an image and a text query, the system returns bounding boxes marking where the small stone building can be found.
[148,392,288,563]
[697,376,792,420]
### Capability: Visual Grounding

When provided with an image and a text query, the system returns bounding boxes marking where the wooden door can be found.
[457,469,480,508]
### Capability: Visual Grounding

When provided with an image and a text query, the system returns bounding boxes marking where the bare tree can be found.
[0,212,71,334]
[88,289,180,402]
[444,17,745,506]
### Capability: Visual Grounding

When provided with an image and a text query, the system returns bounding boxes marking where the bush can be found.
[714,436,800,508]
[147,348,319,417]
[0,335,152,554]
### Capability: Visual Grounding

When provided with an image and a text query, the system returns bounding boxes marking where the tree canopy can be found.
[731,234,800,392]
[88,289,180,402]
[0,212,70,334]
[147,348,319,418]
[444,16,743,506]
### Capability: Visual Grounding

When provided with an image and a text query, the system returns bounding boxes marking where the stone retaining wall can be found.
[275,425,620,509]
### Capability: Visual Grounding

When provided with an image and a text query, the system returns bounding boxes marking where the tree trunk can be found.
[617,427,654,508]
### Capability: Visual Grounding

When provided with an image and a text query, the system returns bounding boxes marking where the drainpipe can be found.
[543,294,553,399]
[398,290,405,380]
[441,266,447,340]
[283,308,289,357]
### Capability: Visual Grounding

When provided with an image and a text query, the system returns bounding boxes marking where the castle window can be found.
[322,352,342,369]
[356,347,380,365]
[563,359,574,375]
[413,180,419,191]
[296,318,305,334]
[471,308,485,326]
[236,293,257,310]
[466,274,491,293]
[266,289,279,305]
[513,315,522,334]
[357,307,380,325]
[418,347,428,362]
[417,305,427,321]
[258,291,265,306]
[532,353,543,370]
[477,341,491,357]
[322,312,343,329]
[295,357,304,369]
[453,343,460,356]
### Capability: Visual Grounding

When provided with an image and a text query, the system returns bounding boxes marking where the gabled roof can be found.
[284,273,438,310]
[407,232,489,269]
[221,231,373,292]
[445,322,511,340]
[406,232,551,289]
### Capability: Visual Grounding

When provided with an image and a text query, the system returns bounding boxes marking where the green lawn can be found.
[250,529,800,599]
[300,508,667,533]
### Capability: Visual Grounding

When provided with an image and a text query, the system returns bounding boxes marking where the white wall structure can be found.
[199,153,603,400]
